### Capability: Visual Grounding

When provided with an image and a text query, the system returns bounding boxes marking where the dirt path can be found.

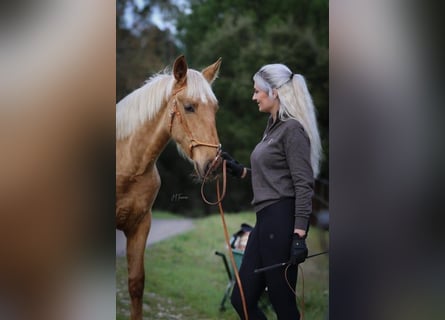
[116,218,195,257]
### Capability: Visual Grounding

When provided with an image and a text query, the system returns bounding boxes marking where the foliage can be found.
[116,0,181,101]
[116,0,329,216]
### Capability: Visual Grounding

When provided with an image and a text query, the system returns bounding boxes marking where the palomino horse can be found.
[116,55,222,320]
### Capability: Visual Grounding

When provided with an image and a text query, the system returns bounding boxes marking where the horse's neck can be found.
[117,104,170,178]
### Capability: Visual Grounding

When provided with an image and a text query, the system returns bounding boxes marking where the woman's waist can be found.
[253,196,295,214]
[251,184,295,206]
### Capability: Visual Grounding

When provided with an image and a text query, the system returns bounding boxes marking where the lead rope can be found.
[200,154,226,206]
[168,86,246,316]
[201,158,249,320]
[285,264,305,320]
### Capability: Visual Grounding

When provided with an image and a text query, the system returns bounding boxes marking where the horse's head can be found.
[167,55,222,179]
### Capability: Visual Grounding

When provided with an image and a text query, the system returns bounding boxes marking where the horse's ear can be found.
[173,55,188,84]
[202,57,222,84]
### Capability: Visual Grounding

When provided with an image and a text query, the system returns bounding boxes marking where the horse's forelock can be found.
[185,70,218,106]
[116,68,218,140]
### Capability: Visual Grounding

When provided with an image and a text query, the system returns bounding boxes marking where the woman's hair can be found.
[253,64,322,177]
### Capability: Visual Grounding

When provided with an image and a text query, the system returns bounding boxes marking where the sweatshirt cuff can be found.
[294,216,309,231]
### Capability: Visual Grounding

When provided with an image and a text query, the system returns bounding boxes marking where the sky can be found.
[124,0,191,35]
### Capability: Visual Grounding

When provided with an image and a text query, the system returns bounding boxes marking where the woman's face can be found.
[252,83,279,115]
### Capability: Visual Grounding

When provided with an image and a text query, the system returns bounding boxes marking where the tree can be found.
[116,0,329,215]
[174,0,329,213]
[176,0,328,176]
[116,0,180,101]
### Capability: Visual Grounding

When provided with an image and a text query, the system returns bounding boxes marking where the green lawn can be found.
[116,211,329,319]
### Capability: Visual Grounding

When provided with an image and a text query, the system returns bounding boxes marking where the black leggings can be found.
[231,198,300,319]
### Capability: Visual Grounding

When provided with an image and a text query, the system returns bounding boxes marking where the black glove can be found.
[221,152,245,178]
[289,234,308,265]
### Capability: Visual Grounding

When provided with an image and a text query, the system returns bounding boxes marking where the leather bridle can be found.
[168,86,221,158]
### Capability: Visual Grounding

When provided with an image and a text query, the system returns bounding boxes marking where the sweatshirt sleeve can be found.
[284,122,314,231]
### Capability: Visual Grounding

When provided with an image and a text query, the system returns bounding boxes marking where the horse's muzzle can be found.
[197,153,221,181]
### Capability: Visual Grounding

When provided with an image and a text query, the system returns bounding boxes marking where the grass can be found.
[116,211,329,319]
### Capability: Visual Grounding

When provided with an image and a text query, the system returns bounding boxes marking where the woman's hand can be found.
[221,152,248,178]
[289,233,308,265]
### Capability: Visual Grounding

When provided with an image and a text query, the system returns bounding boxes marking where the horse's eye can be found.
[184,104,195,113]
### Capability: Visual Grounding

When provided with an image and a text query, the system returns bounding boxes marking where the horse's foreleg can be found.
[126,213,152,320]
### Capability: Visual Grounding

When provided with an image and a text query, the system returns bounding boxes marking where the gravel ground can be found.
[116,219,195,257]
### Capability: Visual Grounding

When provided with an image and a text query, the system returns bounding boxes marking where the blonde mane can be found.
[116,69,218,140]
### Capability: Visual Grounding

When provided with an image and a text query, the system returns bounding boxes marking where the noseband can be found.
[168,86,221,158]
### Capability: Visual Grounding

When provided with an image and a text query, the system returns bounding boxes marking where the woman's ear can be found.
[272,89,278,99]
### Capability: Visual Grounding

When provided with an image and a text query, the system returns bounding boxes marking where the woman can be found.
[224,63,322,319]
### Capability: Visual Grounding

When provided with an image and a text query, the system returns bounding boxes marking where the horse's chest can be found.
[116,170,160,231]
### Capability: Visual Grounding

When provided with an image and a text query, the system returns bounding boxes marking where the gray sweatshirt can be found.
[250,116,314,230]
